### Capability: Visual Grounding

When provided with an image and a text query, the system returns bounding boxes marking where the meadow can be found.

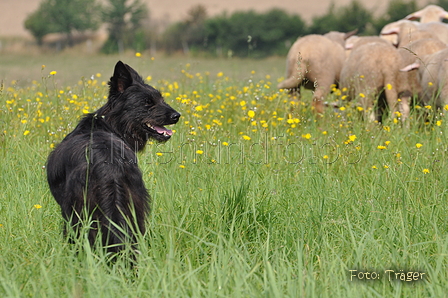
[1,53,447,297]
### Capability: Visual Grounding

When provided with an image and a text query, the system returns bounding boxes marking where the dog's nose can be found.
[171,112,181,122]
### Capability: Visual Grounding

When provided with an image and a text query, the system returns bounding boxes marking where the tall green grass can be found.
[1,55,447,297]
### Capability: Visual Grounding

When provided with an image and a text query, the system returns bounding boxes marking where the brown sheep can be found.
[278,30,356,114]
[340,42,411,122]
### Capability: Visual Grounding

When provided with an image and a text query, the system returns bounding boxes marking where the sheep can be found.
[398,38,447,98]
[404,4,448,23]
[340,42,411,122]
[345,36,390,58]
[380,20,418,45]
[380,20,440,47]
[277,30,357,114]
[401,48,448,108]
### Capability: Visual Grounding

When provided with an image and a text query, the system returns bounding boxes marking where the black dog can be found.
[46,61,180,253]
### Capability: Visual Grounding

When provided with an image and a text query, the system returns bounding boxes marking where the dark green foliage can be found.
[435,0,448,11]
[24,0,101,47]
[101,0,149,54]
[24,7,59,46]
[161,7,305,57]
[308,1,372,35]
[373,0,419,34]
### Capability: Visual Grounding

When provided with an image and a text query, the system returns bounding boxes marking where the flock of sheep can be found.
[278,4,448,122]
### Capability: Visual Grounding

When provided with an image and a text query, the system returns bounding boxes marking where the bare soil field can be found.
[0,0,429,38]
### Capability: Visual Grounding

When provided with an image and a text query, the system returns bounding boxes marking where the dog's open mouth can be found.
[146,123,173,138]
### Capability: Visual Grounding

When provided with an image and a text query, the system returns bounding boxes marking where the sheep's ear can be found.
[400,62,420,72]
[404,10,422,21]
[344,29,358,40]
[110,61,133,94]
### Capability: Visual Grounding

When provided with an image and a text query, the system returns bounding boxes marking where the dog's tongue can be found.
[154,125,173,136]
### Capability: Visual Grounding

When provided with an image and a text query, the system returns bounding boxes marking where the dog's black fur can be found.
[46,61,180,253]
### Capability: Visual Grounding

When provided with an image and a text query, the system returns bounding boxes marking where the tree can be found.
[373,0,418,34]
[309,0,372,35]
[24,0,101,47]
[204,9,306,57]
[101,0,149,54]
[24,7,58,46]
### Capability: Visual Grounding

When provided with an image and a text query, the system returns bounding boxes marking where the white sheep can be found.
[340,42,411,122]
[278,30,356,114]
[401,48,448,108]
[405,4,448,23]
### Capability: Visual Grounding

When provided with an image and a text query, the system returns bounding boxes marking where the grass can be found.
[1,53,447,297]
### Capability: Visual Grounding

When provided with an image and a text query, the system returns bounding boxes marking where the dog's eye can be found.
[145,97,154,105]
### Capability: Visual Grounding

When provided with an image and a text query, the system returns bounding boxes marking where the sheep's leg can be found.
[384,87,399,116]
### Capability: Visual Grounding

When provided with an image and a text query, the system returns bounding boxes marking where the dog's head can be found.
[105,61,180,147]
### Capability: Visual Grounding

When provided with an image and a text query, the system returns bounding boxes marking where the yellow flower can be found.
[349,135,356,142]
[242,135,251,141]
[49,71,57,75]
[372,165,378,169]
[424,105,432,110]
[386,84,392,90]
[385,141,391,146]
[135,52,142,57]
[23,130,30,136]
[196,150,204,155]
[383,126,391,132]
[217,72,224,78]
[416,143,423,148]
[444,105,448,111]
[428,82,433,86]
[240,100,246,107]
[422,168,430,174]
[436,120,442,126]
[323,155,329,159]
[383,165,389,169]
[359,93,365,98]
[302,133,311,139]
[156,152,163,156]
[339,106,346,111]
[247,110,255,118]
[34,204,42,209]
[179,165,185,169]
[377,145,387,150]
[357,106,364,111]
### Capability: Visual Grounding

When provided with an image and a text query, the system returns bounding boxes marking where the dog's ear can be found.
[110,61,133,93]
